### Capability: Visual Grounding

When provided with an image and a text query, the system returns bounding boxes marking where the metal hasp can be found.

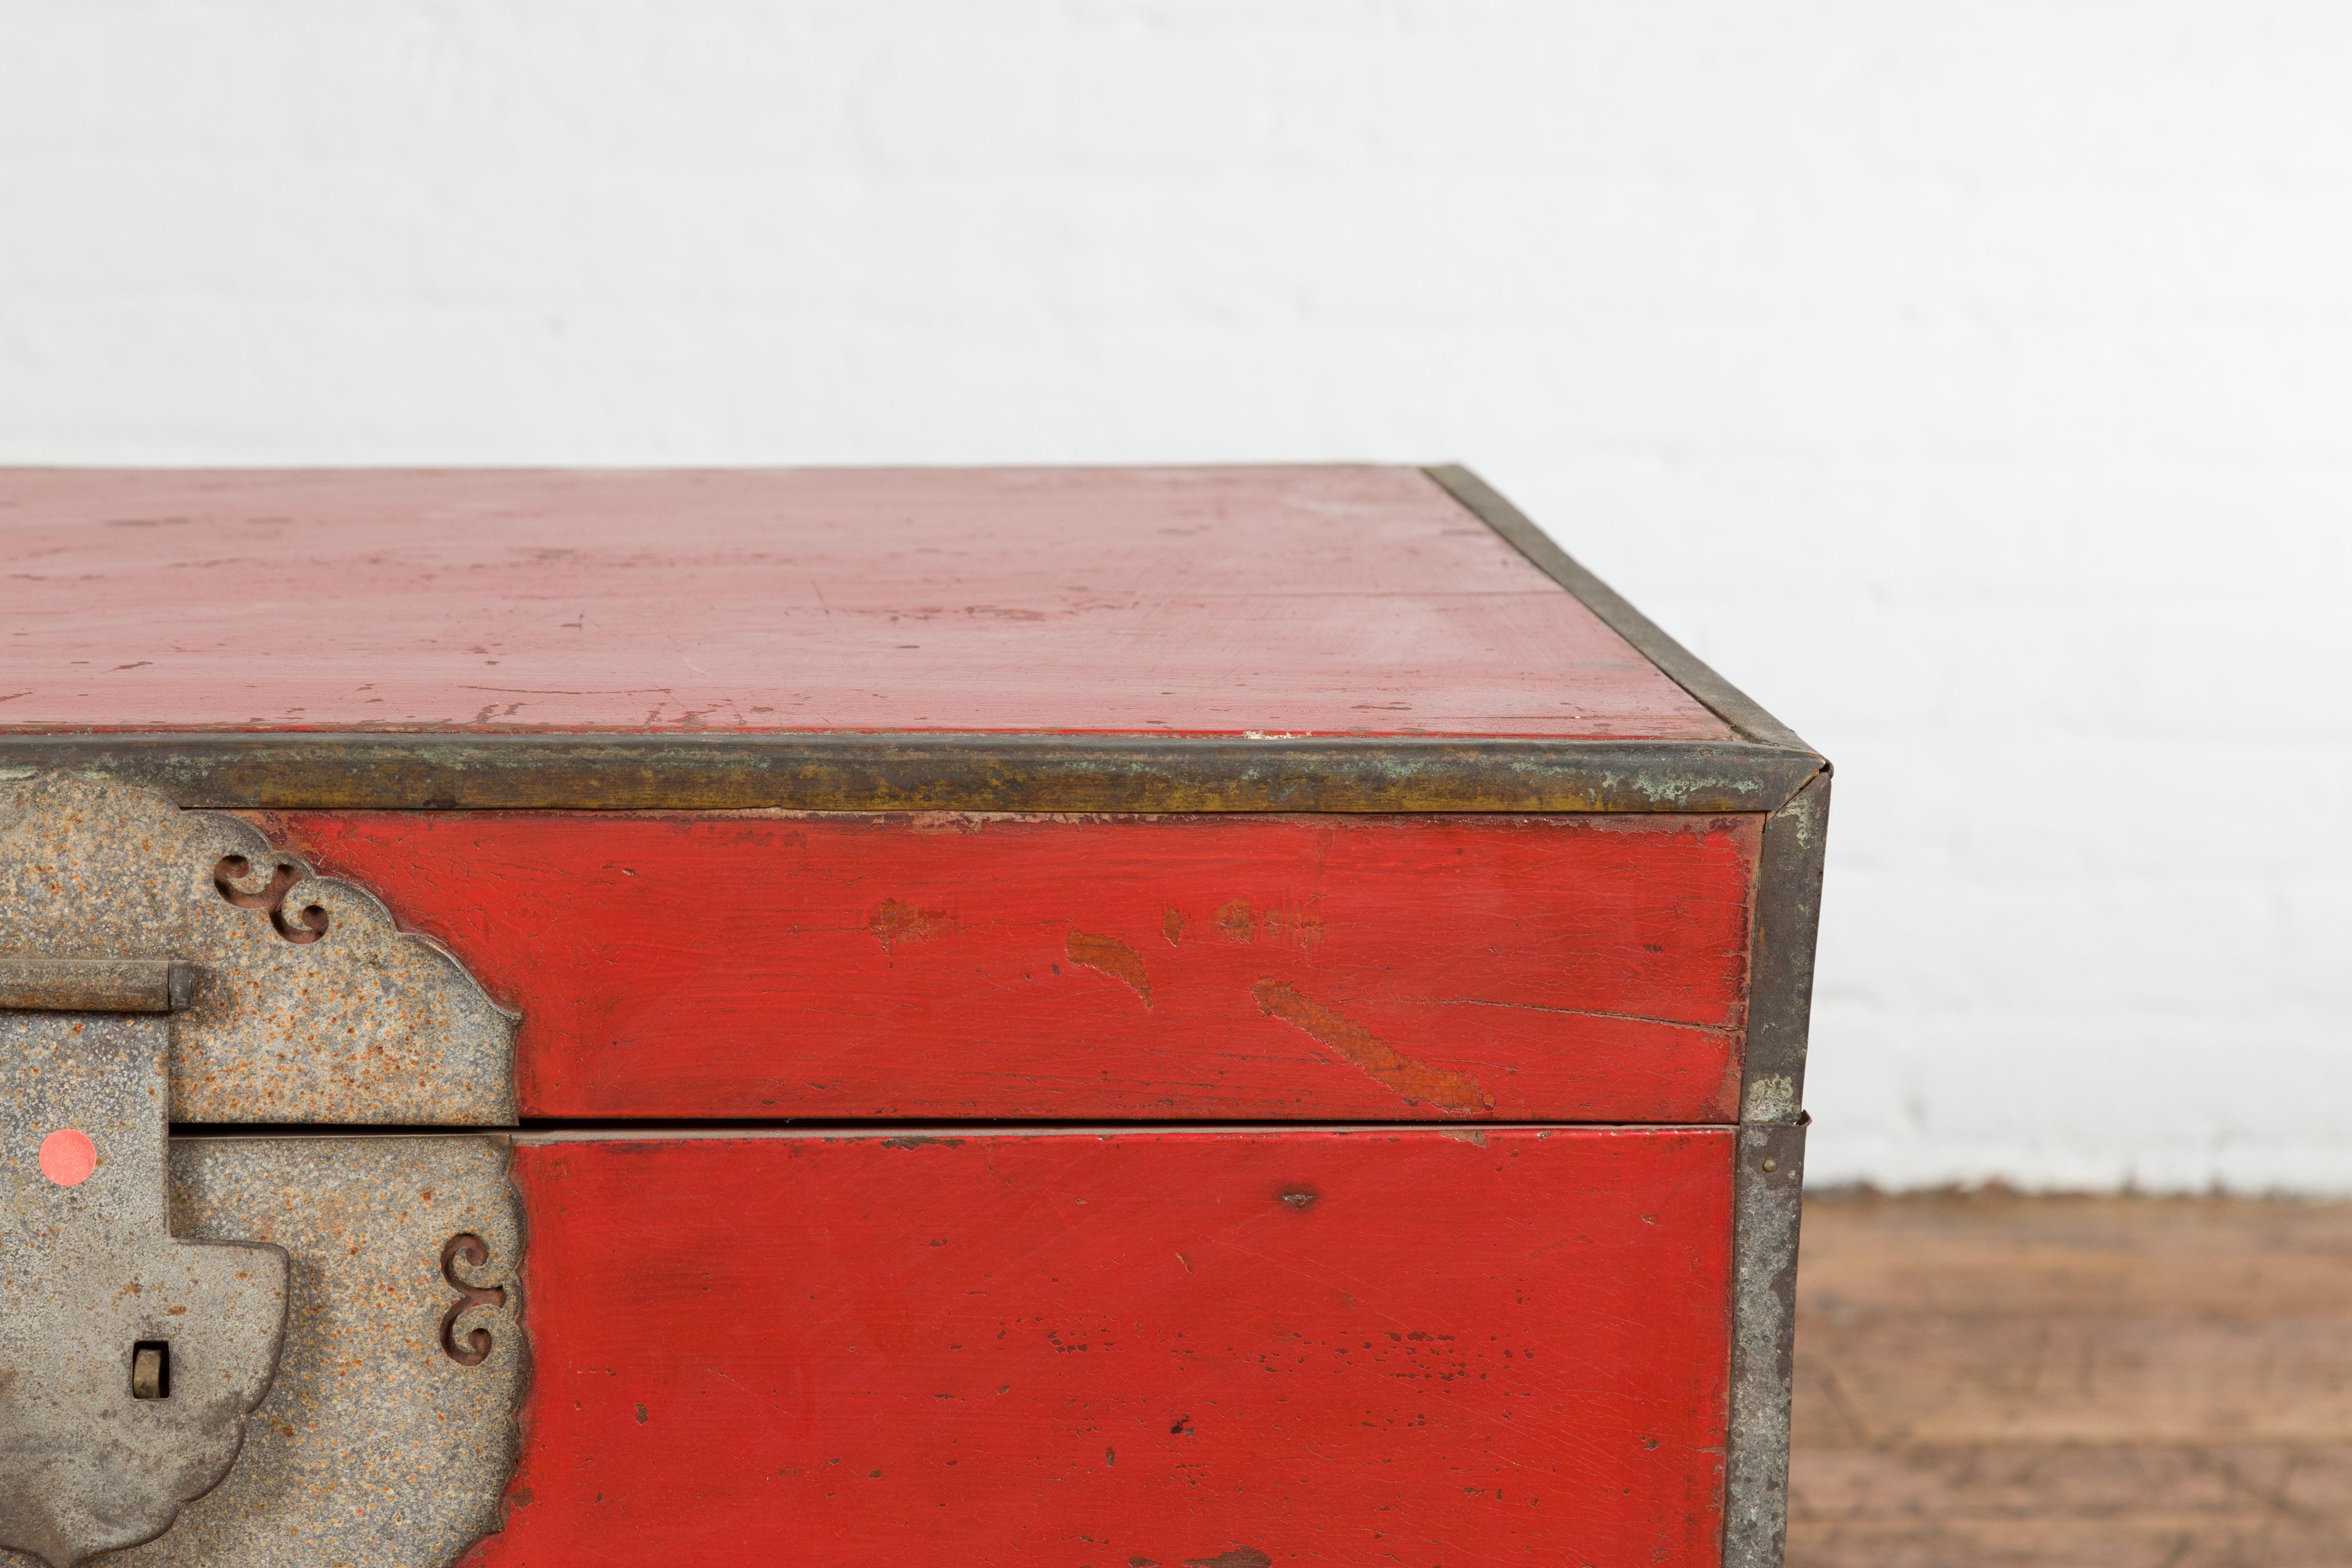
[0,985,289,1568]
[0,772,516,1125]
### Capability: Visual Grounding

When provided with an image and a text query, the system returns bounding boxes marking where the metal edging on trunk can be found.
[1742,769,1831,1124]
[1724,1118,1807,1568]
[1718,771,1829,1566]
[0,732,1820,816]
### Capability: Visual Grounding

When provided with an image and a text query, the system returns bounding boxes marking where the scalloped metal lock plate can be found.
[1,775,525,1568]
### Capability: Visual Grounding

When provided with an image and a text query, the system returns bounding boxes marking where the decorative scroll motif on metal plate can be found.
[0,1136,529,1568]
[438,1233,511,1366]
[0,1014,289,1568]
[0,771,517,1125]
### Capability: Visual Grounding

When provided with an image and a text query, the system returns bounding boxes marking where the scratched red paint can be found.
[259,810,1761,1123]
[0,466,1728,739]
[466,1128,1734,1568]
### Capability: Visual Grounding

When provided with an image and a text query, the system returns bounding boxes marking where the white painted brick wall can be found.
[4,3,2346,1191]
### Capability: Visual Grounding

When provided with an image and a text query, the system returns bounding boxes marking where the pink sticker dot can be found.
[39,1129,97,1187]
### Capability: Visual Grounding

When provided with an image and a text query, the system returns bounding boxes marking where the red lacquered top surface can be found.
[0,466,1726,739]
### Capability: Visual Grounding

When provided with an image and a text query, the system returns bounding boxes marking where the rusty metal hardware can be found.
[0,956,196,1014]
[1,775,529,1568]
[0,771,518,1126]
[1,1129,530,1568]
[438,1234,510,1366]
[0,1002,289,1568]
[125,1136,527,1568]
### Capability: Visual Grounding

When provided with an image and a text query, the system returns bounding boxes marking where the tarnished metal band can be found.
[1722,1119,1807,1568]
[0,772,518,1125]
[0,956,195,1014]
[1740,769,1831,1124]
[0,732,1822,815]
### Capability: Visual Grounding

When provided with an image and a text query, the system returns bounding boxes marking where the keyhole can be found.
[131,1341,171,1400]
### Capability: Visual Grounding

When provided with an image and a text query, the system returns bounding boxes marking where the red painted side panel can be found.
[261,811,1758,1123]
[473,1128,1733,1568]
[0,467,1730,739]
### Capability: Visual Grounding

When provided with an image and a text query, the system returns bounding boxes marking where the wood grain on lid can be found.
[0,466,1730,740]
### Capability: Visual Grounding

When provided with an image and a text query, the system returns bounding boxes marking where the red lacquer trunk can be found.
[0,465,1827,1568]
